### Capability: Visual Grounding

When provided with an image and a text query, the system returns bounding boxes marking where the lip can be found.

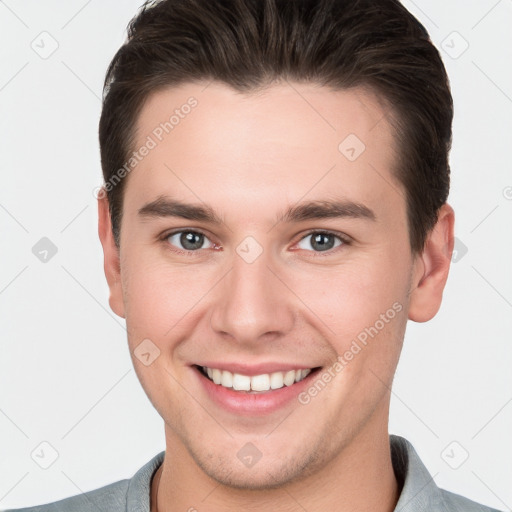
[193,361,318,376]
[192,364,321,416]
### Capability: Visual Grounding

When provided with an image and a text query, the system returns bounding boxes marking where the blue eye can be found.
[166,230,215,251]
[297,231,345,252]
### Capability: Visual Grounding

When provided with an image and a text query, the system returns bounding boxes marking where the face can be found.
[99,81,452,489]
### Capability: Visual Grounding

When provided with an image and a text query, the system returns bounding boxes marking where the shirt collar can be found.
[391,435,447,511]
[126,450,165,512]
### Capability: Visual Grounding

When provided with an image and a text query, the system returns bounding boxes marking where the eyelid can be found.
[160,228,219,253]
[158,228,351,255]
[299,229,352,243]
[292,229,352,254]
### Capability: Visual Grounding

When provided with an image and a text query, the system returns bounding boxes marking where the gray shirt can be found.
[2,435,502,512]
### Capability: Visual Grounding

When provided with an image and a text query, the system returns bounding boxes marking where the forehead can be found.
[126,80,403,221]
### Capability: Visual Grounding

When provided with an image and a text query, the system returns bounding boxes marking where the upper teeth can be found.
[204,367,312,392]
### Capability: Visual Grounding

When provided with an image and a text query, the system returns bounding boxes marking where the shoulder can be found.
[390,436,504,512]
[439,488,504,512]
[1,479,129,512]
[2,450,165,512]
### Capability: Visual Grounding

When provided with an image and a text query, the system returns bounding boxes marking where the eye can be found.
[165,230,216,252]
[296,231,346,252]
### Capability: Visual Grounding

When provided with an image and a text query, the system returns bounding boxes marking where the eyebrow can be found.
[278,199,376,223]
[138,197,223,223]
[138,196,376,224]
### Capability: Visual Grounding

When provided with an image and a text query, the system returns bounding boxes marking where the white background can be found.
[1,0,511,510]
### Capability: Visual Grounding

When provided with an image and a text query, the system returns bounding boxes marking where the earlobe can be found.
[97,192,126,318]
[408,203,455,323]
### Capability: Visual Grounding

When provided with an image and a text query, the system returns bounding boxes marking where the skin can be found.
[98,81,454,512]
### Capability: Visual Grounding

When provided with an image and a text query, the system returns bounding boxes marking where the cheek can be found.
[285,258,408,341]
[282,256,410,396]
[121,252,212,340]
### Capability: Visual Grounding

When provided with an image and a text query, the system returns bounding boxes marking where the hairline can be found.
[111,79,425,255]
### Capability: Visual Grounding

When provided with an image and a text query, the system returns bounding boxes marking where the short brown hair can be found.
[99,0,453,253]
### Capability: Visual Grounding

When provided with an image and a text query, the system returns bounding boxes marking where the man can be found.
[4,0,503,511]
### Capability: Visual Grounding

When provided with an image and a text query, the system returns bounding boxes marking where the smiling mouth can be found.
[194,365,322,393]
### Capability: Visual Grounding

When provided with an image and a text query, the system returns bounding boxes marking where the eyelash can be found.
[159,229,218,256]
[295,229,351,256]
[159,229,351,256]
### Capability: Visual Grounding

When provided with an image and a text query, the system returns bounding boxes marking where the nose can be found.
[209,248,295,346]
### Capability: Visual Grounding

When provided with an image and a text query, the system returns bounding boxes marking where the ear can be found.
[98,191,126,318]
[408,203,455,322]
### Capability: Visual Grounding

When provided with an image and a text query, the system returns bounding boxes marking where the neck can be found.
[152,423,399,512]
[151,462,163,512]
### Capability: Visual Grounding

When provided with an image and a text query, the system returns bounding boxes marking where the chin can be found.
[190,444,323,491]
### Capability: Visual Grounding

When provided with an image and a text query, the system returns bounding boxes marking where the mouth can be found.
[192,363,324,415]
[193,364,322,393]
